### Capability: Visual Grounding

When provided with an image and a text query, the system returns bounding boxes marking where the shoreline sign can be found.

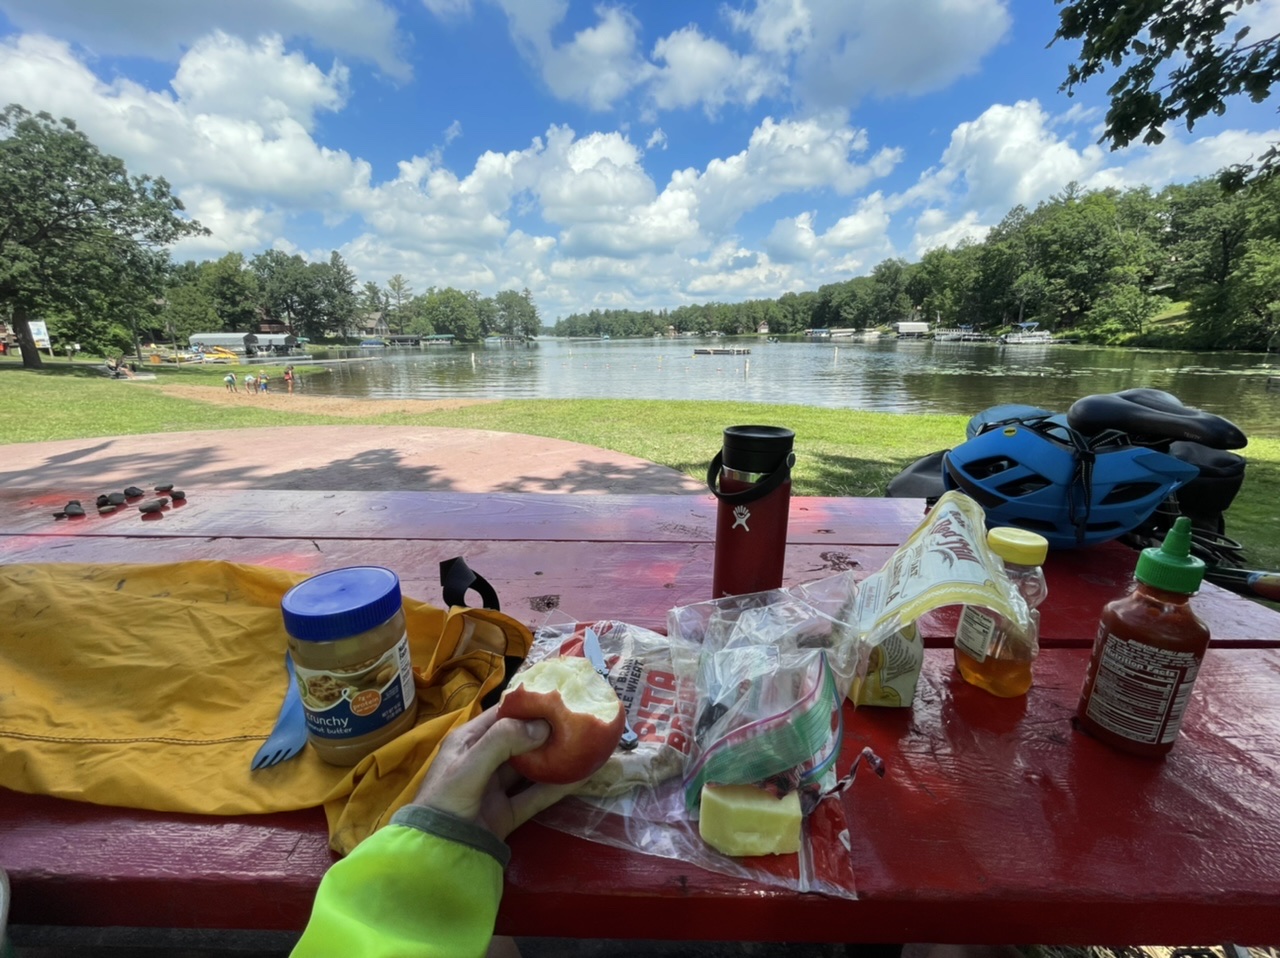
[28,320,50,349]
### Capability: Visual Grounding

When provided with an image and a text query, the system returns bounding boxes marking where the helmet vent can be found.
[996,474,1051,498]
[1098,481,1163,505]
[965,455,1015,479]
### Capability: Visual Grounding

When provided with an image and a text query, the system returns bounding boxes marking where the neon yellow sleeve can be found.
[291,806,508,958]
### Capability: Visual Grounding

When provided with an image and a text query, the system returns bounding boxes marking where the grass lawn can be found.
[3,357,1278,573]
[0,357,342,435]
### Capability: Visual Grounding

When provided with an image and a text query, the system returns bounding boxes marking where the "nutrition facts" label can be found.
[1083,632,1200,745]
[955,606,998,662]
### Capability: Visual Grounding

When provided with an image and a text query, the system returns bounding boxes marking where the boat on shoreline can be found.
[998,322,1055,345]
[934,328,994,343]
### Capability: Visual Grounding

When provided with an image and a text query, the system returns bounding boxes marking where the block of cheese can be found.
[698,783,802,857]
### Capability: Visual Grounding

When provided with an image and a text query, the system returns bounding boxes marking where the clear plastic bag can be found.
[668,572,863,811]
[530,576,871,899]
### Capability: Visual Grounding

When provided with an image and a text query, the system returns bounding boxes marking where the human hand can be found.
[409,707,578,841]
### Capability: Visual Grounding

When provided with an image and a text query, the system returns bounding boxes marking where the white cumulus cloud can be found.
[764,195,893,267]
[171,32,350,132]
[170,186,285,260]
[892,98,1280,258]
[686,115,901,232]
[910,209,989,256]
[732,0,1012,110]
[932,99,1104,215]
[765,212,820,264]
[725,0,812,56]
[480,0,654,111]
[0,32,371,212]
[647,25,781,114]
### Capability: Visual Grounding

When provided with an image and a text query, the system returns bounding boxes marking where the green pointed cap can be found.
[1134,517,1205,594]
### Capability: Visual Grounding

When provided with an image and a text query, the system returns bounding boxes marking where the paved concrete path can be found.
[0,426,706,495]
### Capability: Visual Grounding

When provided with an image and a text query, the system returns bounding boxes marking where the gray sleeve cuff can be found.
[390,805,512,869]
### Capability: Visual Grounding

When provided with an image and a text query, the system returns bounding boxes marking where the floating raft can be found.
[693,347,751,355]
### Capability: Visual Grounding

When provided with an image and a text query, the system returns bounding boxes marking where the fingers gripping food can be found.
[497,657,625,784]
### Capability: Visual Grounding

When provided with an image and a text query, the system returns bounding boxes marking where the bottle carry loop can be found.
[439,557,523,710]
[440,555,501,611]
[706,450,796,506]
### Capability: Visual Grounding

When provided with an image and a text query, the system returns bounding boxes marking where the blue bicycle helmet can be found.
[942,418,1199,548]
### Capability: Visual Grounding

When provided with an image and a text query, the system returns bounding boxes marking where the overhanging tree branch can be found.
[1054,0,1280,183]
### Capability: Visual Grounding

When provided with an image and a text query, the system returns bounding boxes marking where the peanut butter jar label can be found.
[293,633,416,740]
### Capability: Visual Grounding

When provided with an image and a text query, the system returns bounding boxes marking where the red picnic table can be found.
[2,489,1279,946]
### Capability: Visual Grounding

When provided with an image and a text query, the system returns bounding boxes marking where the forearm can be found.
[291,806,508,958]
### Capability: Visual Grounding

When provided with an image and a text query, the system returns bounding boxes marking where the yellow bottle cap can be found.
[987,526,1049,566]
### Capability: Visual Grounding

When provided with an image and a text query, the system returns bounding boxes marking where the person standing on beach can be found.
[224,372,238,393]
[244,372,257,395]
[284,366,295,394]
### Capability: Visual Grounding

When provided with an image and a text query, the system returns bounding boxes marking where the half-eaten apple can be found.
[497,656,625,784]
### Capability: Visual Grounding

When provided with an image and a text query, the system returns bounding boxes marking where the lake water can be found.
[302,337,1280,439]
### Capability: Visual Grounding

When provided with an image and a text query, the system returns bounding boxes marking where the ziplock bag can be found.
[531,574,874,899]
[668,572,863,811]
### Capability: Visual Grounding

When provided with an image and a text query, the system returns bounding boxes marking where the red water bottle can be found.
[708,425,795,598]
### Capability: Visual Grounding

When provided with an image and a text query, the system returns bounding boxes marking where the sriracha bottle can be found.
[1076,517,1209,758]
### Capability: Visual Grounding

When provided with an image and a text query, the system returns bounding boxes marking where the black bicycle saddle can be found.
[1066,388,1247,450]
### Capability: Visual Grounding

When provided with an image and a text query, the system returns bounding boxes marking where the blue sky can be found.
[2,0,1279,321]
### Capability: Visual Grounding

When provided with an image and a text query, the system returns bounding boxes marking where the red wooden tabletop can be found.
[0,489,1272,645]
[3,491,1280,945]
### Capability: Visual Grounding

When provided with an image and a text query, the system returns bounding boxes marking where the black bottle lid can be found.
[721,425,795,474]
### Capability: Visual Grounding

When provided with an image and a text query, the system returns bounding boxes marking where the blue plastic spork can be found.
[250,653,307,770]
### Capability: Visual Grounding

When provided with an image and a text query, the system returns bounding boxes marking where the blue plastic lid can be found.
[281,566,403,642]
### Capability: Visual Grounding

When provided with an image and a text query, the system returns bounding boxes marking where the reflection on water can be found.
[301,338,1280,438]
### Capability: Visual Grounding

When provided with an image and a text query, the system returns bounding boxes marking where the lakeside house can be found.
[360,310,392,341]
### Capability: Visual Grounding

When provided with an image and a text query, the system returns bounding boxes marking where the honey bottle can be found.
[1076,517,1208,758]
[954,527,1049,697]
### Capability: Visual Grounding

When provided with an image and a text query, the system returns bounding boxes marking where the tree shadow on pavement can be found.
[0,441,452,493]
[0,440,705,495]
[498,459,703,495]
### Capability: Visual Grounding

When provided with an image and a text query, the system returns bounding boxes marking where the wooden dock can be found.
[693,347,750,355]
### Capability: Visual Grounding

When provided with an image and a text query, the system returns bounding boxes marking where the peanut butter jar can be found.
[281,567,418,766]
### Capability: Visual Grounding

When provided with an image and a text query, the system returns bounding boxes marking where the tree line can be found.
[164,251,541,348]
[0,105,540,368]
[556,177,1280,351]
